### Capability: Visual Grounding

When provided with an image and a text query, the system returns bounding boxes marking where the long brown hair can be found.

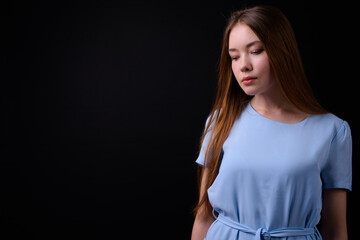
[194,5,327,217]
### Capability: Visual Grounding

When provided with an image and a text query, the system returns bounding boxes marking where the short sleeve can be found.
[195,116,212,167]
[321,121,352,191]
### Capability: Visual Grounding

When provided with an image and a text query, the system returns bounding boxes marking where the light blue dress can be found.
[196,102,352,240]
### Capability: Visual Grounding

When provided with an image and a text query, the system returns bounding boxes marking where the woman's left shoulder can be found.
[310,112,350,135]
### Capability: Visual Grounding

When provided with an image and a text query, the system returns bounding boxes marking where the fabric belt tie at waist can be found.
[213,209,318,240]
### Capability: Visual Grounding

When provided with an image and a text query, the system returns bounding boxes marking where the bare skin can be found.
[229,23,308,124]
[318,189,348,240]
[191,168,215,240]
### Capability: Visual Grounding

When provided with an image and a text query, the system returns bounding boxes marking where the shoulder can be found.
[309,113,350,140]
[312,112,345,126]
[204,108,223,129]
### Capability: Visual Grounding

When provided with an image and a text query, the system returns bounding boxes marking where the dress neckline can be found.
[246,102,311,126]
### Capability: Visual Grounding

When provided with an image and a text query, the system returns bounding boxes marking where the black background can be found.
[3,0,359,239]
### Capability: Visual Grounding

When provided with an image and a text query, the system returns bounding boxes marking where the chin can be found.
[240,87,258,96]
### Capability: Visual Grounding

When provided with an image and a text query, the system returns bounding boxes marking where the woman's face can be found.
[228,23,276,96]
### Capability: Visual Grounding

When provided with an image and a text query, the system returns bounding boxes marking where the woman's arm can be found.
[191,167,215,240]
[318,189,348,240]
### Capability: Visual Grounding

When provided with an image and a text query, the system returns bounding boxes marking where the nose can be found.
[240,56,253,72]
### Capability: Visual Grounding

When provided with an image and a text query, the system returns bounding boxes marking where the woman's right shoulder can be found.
[203,108,222,127]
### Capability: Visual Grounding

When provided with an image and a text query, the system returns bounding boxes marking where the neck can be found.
[249,87,310,124]
[250,89,294,113]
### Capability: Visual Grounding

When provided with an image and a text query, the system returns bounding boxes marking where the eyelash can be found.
[230,49,264,60]
[251,49,264,54]
[231,49,264,60]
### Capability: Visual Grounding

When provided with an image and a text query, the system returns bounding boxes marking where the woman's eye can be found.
[231,56,239,61]
[251,49,264,54]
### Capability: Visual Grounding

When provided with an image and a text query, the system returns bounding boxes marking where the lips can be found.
[241,76,257,85]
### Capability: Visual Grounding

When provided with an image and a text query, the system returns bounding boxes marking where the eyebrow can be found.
[229,40,262,52]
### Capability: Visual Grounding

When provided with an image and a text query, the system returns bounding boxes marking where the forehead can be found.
[229,23,260,48]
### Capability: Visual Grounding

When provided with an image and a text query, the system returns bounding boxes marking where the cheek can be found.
[255,60,275,84]
[231,63,240,81]
[254,57,271,74]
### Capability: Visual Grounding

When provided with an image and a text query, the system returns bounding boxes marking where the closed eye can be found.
[251,49,264,54]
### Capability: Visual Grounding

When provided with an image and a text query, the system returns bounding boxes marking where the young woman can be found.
[191,5,352,240]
